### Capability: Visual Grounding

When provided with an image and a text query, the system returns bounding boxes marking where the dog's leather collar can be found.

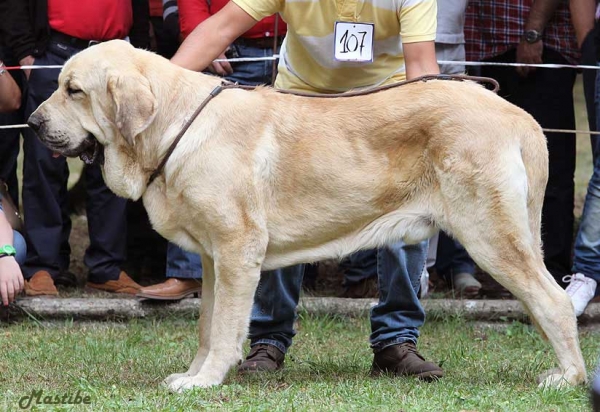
[147,83,231,187]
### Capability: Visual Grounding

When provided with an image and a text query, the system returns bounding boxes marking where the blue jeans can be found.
[572,66,600,290]
[14,230,26,266]
[250,241,427,353]
[434,231,475,283]
[340,249,377,286]
[165,41,279,278]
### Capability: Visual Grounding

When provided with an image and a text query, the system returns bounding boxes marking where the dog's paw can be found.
[167,375,221,393]
[163,372,191,387]
[537,368,573,389]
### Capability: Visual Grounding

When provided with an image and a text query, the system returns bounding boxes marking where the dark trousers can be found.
[435,231,475,283]
[478,47,577,284]
[22,41,127,283]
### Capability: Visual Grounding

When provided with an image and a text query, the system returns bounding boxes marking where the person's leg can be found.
[339,249,378,297]
[435,231,479,296]
[239,264,305,371]
[21,49,66,285]
[166,243,203,279]
[13,231,26,266]
[370,241,425,347]
[84,162,128,283]
[568,66,600,316]
[370,240,443,380]
[137,243,203,300]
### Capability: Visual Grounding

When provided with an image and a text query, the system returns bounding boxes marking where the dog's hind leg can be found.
[167,239,265,391]
[484,254,585,387]
[163,254,215,387]
[442,186,587,387]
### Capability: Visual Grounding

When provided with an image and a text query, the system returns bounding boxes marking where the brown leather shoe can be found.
[371,342,443,381]
[24,271,59,297]
[136,278,202,300]
[238,344,285,374]
[86,271,141,295]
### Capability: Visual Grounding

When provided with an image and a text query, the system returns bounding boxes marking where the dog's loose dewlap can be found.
[29,40,587,391]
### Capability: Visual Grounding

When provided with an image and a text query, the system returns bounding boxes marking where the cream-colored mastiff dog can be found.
[29,40,586,391]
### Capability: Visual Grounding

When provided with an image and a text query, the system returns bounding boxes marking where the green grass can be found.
[0,314,598,411]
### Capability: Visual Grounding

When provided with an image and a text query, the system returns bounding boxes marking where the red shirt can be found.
[48,0,133,41]
[149,0,163,17]
[464,0,579,64]
[178,0,286,40]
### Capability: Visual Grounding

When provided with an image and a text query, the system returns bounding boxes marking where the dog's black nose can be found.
[27,114,43,132]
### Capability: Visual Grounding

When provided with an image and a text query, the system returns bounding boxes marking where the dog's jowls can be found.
[29,40,587,391]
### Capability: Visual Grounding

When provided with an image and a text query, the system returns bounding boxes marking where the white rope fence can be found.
[2,56,599,135]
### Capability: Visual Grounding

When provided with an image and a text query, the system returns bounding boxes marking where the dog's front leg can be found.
[164,254,215,387]
[167,246,263,392]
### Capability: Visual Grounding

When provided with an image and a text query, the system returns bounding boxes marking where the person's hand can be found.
[0,257,24,306]
[207,52,233,76]
[516,40,543,77]
[19,55,35,80]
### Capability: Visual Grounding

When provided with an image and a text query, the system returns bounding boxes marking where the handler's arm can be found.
[0,63,21,113]
[570,0,596,48]
[517,0,562,77]
[170,1,258,71]
[403,41,440,80]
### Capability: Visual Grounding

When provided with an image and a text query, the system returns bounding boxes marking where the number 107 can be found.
[339,30,368,55]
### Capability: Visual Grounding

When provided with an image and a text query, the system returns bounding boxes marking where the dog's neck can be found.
[114,60,224,200]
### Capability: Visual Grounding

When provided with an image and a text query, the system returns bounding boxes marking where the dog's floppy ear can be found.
[107,72,158,145]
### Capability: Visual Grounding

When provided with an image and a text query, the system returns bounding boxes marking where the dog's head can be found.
[28,40,158,166]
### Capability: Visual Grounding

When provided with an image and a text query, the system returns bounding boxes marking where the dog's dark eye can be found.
[67,87,83,96]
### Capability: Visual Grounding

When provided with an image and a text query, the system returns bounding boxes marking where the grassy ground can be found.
[0,314,598,411]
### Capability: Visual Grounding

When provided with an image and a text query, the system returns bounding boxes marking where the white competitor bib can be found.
[333,21,374,62]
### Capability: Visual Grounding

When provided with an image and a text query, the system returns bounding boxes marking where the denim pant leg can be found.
[166,242,202,279]
[435,231,475,284]
[226,44,276,86]
[248,265,305,353]
[13,231,27,266]
[340,249,378,285]
[370,240,427,350]
[572,66,600,288]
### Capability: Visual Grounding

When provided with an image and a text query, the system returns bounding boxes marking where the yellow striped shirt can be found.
[233,0,437,92]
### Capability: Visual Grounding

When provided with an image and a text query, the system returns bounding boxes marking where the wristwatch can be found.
[0,61,6,76]
[0,245,16,258]
[523,29,542,44]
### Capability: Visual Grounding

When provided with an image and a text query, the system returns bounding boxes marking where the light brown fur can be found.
[29,40,586,390]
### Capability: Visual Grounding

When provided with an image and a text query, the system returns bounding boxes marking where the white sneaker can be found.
[563,273,597,316]
[453,272,482,297]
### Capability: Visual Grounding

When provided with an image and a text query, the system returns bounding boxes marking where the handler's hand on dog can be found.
[516,40,543,77]
[0,257,24,306]
[208,53,233,76]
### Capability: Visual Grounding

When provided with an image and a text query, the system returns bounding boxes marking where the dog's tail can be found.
[519,119,549,262]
